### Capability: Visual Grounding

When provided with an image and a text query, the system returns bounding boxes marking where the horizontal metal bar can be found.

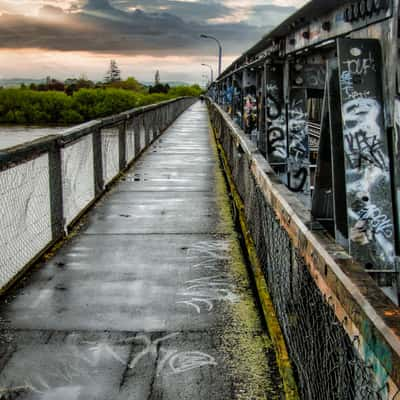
[0,134,59,170]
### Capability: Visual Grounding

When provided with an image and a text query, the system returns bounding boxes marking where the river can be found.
[0,126,66,150]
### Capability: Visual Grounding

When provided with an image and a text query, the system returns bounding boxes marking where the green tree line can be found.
[0,85,203,125]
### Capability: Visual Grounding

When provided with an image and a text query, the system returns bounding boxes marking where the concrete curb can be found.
[209,122,300,400]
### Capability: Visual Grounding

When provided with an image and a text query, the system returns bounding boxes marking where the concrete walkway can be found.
[0,102,283,399]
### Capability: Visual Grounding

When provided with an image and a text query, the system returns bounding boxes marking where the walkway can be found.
[0,102,283,399]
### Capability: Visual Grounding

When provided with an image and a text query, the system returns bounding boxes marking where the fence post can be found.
[134,116,141,156]
[48,139,64,239]
[92,128,104,196]
[119,120,127,171]
[144,113,151,146]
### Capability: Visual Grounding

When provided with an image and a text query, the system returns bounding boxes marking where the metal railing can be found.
[0,97,196,292]
[207,99,400,400]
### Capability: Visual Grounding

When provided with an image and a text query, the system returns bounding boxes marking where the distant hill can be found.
[0,78,46,87]
[141,81,190,87]
[1,79,193,88]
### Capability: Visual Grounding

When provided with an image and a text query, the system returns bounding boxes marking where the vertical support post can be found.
[48,139,64,239]
[394,97,400,250]
[242,67,258,140]
[258,64,266,155]
[287,86,310,194]
[92,128,104,196]
[265,63,288,174]
[119,120,127,171]
[327,58,349,248]
[156,108,161,137]
[134,115,141,156]
[144,112,151,146]
[337,38,396,278]
[311,73,334,231]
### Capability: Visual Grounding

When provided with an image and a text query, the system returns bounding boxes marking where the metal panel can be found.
[327,58,349,248]
[0,155,52,288]
[265,63,288,166]
[311,77,334,223]
[394,97,400,249]
[62,134,95,225]
[101,127,120,185]
[291,64,326,90]
[337,38,395,271]
[287,88,310,193]
[125,118,136,164]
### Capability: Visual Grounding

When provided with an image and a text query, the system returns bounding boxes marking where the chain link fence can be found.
[209,101,393,400]
[0,97,196,292]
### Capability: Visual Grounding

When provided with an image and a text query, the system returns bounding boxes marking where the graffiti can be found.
[186,240,230,270]
[288,103,308,159]
[243,92,258,138]
[292,64,326,89]
[177,240,239,313]
[344,129,387,170]
[303,65,326,89]
[350,201,393,244]
[338,39,395,269]
[167,351,217,374]
[225,86,233,104]
[268,127,286,160]
[176,275,239,314]
[287,92,309,192]
[126,333,217,375]
[127,332,179,370]
[266,75,287,163]
[288,167,308,193]
[342,52,376,75]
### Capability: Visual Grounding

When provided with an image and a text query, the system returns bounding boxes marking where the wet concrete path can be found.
[0,102,283,399]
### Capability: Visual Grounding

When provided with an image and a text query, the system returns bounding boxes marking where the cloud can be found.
[0,0,271,56]
[112,0,231,23]
[0,0,301,81]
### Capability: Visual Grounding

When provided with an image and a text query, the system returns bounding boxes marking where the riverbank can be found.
[0,86,202,125]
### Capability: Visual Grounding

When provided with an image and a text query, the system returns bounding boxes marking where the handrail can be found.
[207,98,400,398]
[0,96,196,294]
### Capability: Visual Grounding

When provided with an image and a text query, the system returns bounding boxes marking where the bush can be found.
[0,85,203,125]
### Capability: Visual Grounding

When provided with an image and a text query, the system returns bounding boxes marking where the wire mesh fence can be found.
[61,134,95,225]
[210,102,389,400]
[0,154,52,288]
[101,127,120,185]
[0,97,196,292]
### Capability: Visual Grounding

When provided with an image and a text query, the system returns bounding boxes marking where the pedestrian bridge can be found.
[0,98,400,399]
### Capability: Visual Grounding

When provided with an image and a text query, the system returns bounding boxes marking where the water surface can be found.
[0,126,66,150]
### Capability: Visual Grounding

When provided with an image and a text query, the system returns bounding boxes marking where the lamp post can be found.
[200,34,222,77]
[201,73,210,87]
[201,63,214,83]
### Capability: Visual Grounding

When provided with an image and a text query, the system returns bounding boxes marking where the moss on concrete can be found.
[208,123,284,399]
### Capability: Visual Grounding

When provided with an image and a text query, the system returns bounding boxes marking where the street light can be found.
[201,63,214,83]
[200,34,222,77]
[201,73,210,88]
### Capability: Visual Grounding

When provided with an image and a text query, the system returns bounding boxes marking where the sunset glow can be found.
[0,0,306,83]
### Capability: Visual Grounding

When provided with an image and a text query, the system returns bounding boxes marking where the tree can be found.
[149,83,169,94]
[105,60,121,83]
[154,70,160,85]
[109,77,144,92]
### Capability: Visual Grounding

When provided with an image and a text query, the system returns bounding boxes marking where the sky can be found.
[0,0,307,84]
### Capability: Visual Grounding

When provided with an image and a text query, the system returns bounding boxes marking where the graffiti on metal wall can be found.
[393,97,400,240]
[243,91,258,141]
[291,64,326,90]
[287,88,309,192]
[233,85,242,126]
[338,38,395,269]
[265,65,287,164]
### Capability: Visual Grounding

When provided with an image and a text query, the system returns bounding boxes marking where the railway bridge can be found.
[2,0,400,399]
